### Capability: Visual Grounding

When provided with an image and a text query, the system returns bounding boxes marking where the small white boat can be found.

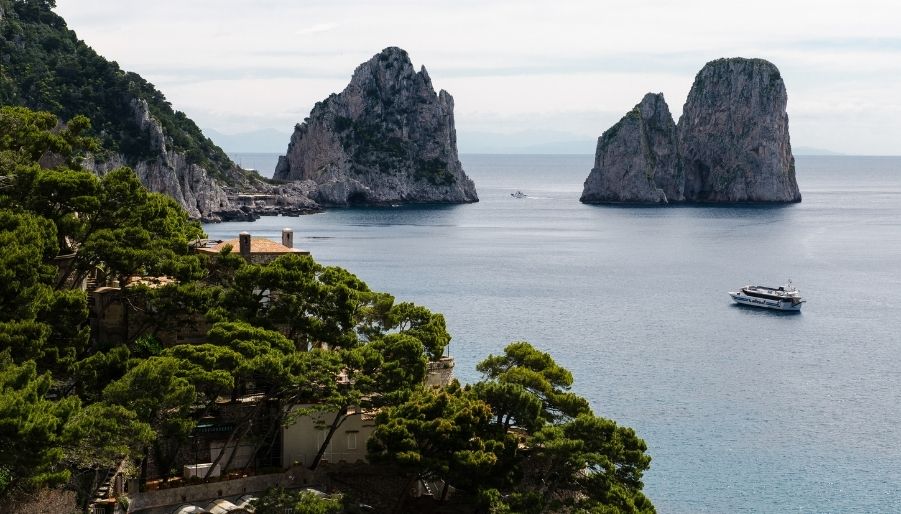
[729,280,805,311]
[511,191,527,198]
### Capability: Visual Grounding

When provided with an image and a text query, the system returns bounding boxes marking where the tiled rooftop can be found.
[195,238,308,255]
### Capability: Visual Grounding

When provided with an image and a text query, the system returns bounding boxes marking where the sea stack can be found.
[274,47,478,206]
[679,58,800,202]
[580,93,681,204]
[581,57,801,204]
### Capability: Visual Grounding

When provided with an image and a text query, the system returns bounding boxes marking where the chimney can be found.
[239,232,251,261]
[282,228,294,249]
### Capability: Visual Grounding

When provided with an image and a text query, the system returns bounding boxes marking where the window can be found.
[346,433,357,450]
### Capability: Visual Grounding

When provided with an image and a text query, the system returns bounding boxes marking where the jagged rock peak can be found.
[580,93,681,204]
[581,57,801,205]
[274,47,478,206]
[678,57,801,202]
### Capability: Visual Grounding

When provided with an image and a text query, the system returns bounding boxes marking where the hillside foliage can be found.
[0,0,236,180]
[0,106,654,513]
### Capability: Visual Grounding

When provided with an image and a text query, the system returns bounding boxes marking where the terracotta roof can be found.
[195,237,308,255]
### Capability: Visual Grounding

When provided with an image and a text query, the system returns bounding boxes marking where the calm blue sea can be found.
[210,154,901,513]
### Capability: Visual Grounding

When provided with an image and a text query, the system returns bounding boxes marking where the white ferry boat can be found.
[729,281,805,311]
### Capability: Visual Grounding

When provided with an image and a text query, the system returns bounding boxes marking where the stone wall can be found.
[426,356,455,388]
[128,466,322,514]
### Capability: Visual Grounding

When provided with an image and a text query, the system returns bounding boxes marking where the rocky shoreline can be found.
[212,183,324,222]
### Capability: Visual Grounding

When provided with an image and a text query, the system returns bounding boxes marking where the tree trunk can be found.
[90,467,101,502]
[204,403,263,479]
[308,407,349,471]
[120,277,129,344]
[218,420,255,477]
[155,439,183,484]
[74,467,100,512]
[204,426,239,480]
[55,265,74,291]
[242,415,282,475]
[392,475,419,514]
[538,462,563,512]
[138,447,149,491]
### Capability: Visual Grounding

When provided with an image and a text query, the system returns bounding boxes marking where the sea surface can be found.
[209,154,901,513]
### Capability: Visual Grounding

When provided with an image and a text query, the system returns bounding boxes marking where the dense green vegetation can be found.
[251,487,345,514]
[0,0,237,181]
[0,106,653,513]
[368,343,654,513]
[330,92,456,186]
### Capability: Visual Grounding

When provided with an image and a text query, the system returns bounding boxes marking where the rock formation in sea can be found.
[678,58,800,202]
[580,93,681,204]
[274,47,478,206]
[581,58,801,204]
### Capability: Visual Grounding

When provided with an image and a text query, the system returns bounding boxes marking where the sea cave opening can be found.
[346,192,368,205]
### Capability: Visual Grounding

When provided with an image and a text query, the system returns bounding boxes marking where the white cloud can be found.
[54,0,901,154]
[296,23,338,36]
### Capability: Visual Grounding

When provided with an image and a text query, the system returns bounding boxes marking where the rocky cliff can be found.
[274,47,478,206]
[580,93,681,204]
[581,58,801,204]
[679,58,800,202]
[80,99,235,220]
[0,1,317,221]
[82,100,319,222]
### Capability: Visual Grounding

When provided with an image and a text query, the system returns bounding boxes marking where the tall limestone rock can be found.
[580,93,681,204]
[274,47,478,206]
[581,58,801,204]
[679,58,800,202]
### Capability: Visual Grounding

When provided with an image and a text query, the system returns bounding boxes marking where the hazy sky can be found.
[56,0,901,155]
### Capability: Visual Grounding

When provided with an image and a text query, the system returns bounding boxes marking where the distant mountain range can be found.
[206,127,600,155]
[206,127,844,157]
[792,146,843,156]
[455,131,597,154]
[203,128,290,153]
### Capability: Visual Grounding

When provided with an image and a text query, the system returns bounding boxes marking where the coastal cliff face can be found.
[581,58,801,204]
[580,93,681,204]
[274,47,478,206]
[81,100,321,222]
[82,99,233,220]
[679,58,800,202]
[0,2,319,222]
